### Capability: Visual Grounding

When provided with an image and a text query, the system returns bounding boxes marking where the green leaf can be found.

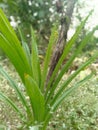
[41,25,58,91]
[0,8,25,59]
[0,33,25,81]
[0,9,32,83]
[25,74,45,122]
[31,27,41,87]
[18,27,31,66]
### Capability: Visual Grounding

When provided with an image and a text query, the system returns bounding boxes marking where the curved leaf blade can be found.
[41,25,58,91]
[25,74,45,122]
[31,27,41,87]
[0,9,32,82]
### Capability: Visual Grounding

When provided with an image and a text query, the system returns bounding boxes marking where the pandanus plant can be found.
[0,9,98,129]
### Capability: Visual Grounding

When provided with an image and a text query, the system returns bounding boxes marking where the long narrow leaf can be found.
[25,74,45,122]
[18,27,31,66]
[0,33,28,82]
[0,9,32,82]
[41,25,58,91]
[0,9,27,65]
[31,27,41,86]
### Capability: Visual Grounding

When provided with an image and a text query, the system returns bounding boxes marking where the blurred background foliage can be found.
[0,0,65,51]
[0,0,98,57]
